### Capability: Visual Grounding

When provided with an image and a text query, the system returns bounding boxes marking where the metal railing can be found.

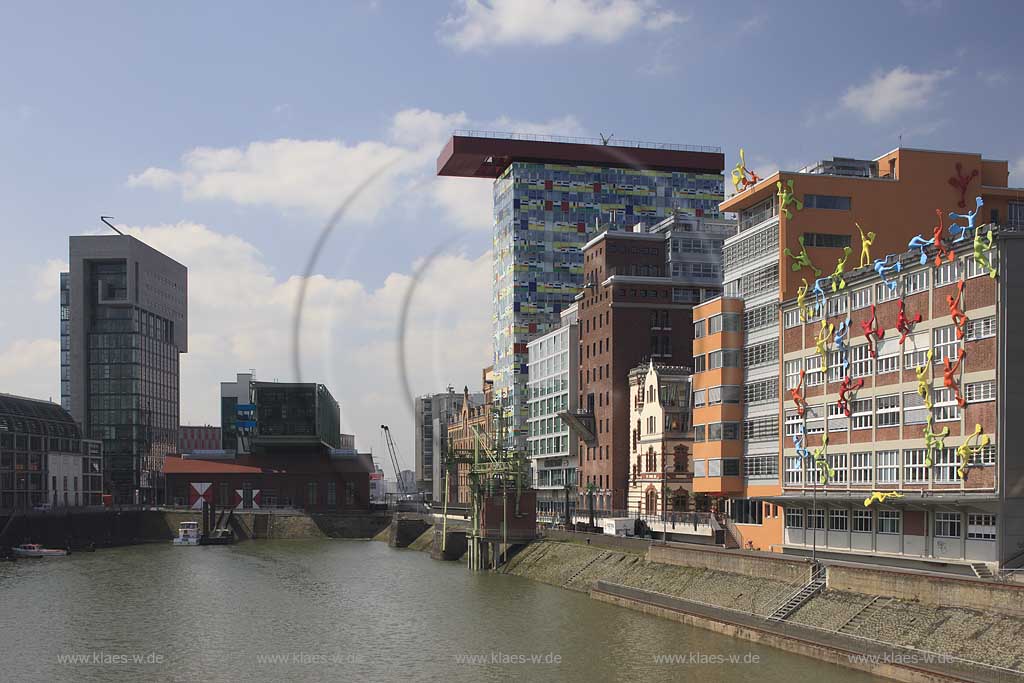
[451,129,721,154]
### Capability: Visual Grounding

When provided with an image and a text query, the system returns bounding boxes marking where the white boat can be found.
[12,543,67,558]
[172,521,202,546]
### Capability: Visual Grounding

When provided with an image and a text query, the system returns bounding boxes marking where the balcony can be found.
[558,409,596,446]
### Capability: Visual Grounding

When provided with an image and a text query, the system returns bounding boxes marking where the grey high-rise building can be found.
[415,388,482,501]
[62,234,187,504]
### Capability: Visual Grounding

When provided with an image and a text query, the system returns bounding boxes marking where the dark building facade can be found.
[63,234,187,504]
[571,230,698,512]
[251,382,341,450]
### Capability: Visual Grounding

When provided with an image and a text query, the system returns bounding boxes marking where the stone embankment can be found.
[506,539,1024,680]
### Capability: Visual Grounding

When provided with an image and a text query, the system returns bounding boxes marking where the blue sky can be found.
[1,0,1020,469]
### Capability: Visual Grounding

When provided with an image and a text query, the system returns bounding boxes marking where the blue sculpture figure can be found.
[949,196,983,243]
[812,276,830,318]
[873,254,902,292]
[834,315,852,374]
[908,234,931,266]
[792,425,812,463]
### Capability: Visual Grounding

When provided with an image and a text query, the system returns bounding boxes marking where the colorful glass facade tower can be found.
[438,132,725,450]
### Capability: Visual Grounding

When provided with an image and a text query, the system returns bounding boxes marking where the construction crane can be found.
[379,425,407,495]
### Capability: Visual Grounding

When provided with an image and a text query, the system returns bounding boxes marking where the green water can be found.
[0,540,880,682]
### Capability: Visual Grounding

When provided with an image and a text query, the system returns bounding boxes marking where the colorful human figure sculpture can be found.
[834,315,852,374]
[946,278,968,339]
[949,162,979,209]
[812,435,832,485]
[943,348,966,408]
[816,319,834,375]
[916,349,934,410]
[956,424,990,479]
[812,276,831,318]
[797,278,813,322]
[908,234,931,266]
[792,425,812,463]
[789,369,807,417]
[830,246,853,292]
[931,210,955,267]
[922,414,949,467]
[873,254,903,292]
[860,304,885,358]
[949,196,983,242]
[863,491,904,507]
[731,148,761,193]
[837,375,864,417]
[777,179,804,220]
[895,298,922,345]
[857,223,876,269]
[784,235,822,277]
[973,227,997,279]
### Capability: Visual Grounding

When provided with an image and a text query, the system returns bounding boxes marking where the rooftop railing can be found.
[452,129,721,154]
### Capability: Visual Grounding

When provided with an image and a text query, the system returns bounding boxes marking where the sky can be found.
[1,0,1021,472]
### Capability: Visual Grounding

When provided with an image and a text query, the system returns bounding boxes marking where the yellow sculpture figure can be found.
[830,246,853,292]
[816,320,834,375]
[915,349,934,410]
[857,223,876,269]
[812,434,832,484]
[922,414,949,467]
[974,226,998,279]
[797,278,814,322]
[956,424,991,479]
[864,491,905,507]
[777,179,804,220]
[731,148,761,193]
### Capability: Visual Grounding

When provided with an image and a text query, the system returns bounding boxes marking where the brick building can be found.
[446,367,494,505]
[178,425,222,452]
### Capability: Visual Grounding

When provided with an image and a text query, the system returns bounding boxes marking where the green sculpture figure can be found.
[956,424,991,479]
[857,223,876,269]
[784,234,822,277]
[812,434,832,485]
[922,414,949,468]
[973,226,998,279]
[916,349,934,410]
[777,179,804,220]
[830,246,853,292]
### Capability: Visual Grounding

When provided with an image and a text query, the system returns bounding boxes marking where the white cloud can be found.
[32,259,68,302]
[0,338,60,403]
[440,0,685,51]
[840,66,953,123]
[128,108,586,233]
[1011,158,1024,184]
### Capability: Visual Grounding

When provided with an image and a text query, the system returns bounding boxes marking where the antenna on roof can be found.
[100,216,123,235]
[599,132,613,146]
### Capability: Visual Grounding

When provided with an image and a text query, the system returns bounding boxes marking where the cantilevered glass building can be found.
[438,132,724,450]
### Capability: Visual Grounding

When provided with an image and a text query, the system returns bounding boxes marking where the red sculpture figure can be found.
[837,375,865,417]
[943,348,966,408]
[948,162,979,209]
[946,278,968,339]
[895,298,923,345]
[931,210,955,266]
[860,304,885,358]
[789,369,807,417]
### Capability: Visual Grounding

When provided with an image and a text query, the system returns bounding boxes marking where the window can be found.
[808,508,825,530]
[694,425,705,442]
[828,349,845,383]
[828,402,849,432]
[829,509,849,531]
[784,410,803,437]
[903,391,928,425]
[743,455,778,477]
[853,510,873,532]
[805,354,823,386]
[725,223,778,268]
[707,385,741,405]
[876,450,898,483]
[934,448,959,483]
[902,331,929,369]
[827,294,849,317]
[784,359,803,390]
[876,281,900,303]
[829,451,849,483]
[851,399,872,430]
[692,389,706,407]
[694,319,705,338]
[933,325,959,365]
[708,350,741,369]
[876,337,900,374]
[935,259,962,287]
[745,304,777,332]
[783,308,801,329]
[732,498,763,525]
[802,231,852,247]
[804,404,825,434]
[851,452,872,483]
[970,443,996,466]
[935,512,962,538]
[693,354,706,373]
[744,378,778,405]
[903,449,929,482]
[784,456,804,484]
[803,196,852,211]
[966,248,996,278]
[850,287,872,311]
[744,416,778,441]
[965,316,996,341]
[744,340,778,368]
[878,510,901,534]
[722,458,740,476]
[734,264,779,298]
[967,514,996,540]
[785,508,804,528]
[933,387,960,422]
[850,344,872,378]
[903,269,929,295]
